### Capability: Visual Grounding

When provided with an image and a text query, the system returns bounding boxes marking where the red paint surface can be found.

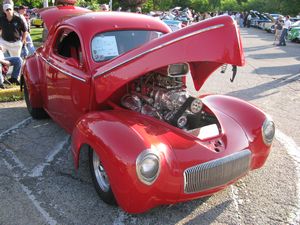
[24,6,272,213]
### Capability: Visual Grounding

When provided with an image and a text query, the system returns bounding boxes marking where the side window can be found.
[54,29,83,64]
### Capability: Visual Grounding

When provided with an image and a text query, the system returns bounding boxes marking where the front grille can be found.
[184,149,251,194]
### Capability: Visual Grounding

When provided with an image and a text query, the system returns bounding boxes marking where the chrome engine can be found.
[121,73,204,129]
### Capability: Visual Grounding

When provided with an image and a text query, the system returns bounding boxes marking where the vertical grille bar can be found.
[184,150,251,194]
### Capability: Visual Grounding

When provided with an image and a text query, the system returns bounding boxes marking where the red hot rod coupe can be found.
[22,6,275,213]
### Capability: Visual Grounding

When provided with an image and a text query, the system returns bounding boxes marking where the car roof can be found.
[40,6,170,35]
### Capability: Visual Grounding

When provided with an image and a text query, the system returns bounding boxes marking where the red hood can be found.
[93,16,245,104]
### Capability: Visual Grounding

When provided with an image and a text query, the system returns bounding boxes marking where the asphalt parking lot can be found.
[0,27,300,225]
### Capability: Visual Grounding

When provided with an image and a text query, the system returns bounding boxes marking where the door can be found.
[45,28,90,132]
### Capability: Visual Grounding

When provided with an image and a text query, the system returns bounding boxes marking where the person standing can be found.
[243,12,248,27]
[278,15,291,46]
[17,5,35,57]
[273,16,284,45]
[246,13,252,28]
[239,12,244,27]
[0,3,27,57]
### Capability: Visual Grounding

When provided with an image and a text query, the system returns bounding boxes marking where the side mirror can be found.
[66,57,79,67]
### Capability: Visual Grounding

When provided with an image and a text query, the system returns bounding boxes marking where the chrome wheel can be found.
[92,151,110,192]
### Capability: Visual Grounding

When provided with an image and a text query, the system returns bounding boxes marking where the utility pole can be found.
[109,0,112,11]
[43,0,48,8]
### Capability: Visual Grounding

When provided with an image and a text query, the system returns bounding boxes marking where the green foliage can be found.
[119,0,147,11]
[281,0,300,16]
[11,0,42,8]
[172,0,192,8]
[0,86,24,102]
[221,0,241,11]
[4,0,298,17]
[241,0,264,12]
[143,0,154,12]
[30,27,43,43]
[208,0,221,8]
[76,0,99,10]
[191,0,211,12]
[152,0,173,11]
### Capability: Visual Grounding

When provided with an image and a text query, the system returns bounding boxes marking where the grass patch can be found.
[0,86,23,102]
[30,27,43,44]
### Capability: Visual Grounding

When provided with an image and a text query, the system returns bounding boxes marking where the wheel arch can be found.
[22,55,44,108]
[71,111,181,213]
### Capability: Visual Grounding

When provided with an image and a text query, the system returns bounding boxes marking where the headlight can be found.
[136,150,160,185]
[262,118,275,146]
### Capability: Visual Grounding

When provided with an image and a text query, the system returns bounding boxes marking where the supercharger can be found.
[121,72,204,130]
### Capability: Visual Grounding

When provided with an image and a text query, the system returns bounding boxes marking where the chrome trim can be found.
[95,24,224,78]
[167,63,190,77]
[39,54,86,83]
[184,149,251,194]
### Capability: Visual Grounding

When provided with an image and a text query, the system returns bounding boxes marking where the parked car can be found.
[288,21,300,42]
[250,11,272,28]
[30,14,43,27]
[290,17,300,24]
[291,20,300,28]
[261,13,275,32]
[269,13,284,21]
[162,19,183,31]
[22,6,275,214]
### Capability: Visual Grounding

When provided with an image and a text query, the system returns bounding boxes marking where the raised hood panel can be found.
[94,16,244,104]
[39,6,91,30]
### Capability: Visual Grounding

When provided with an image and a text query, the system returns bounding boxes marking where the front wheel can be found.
[89,148,116,205]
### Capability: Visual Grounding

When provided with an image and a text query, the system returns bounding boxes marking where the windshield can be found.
[91,30,163,62]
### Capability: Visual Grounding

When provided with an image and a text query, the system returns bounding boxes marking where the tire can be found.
[89,147,116,205]
[24,81,48,119]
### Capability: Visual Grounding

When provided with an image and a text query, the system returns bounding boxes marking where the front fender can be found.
[22,53,44,108]
[71,110,181,213]
[202,95,272,169]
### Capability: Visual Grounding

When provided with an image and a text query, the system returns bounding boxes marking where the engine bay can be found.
[120,70,220,134]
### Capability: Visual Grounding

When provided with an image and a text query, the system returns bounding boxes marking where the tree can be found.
[221,0,241,11]
[119,0,147,11]
[172,0,192,9]
[208,0,221,8]
[191,0,212,12]
[152,0,173,11]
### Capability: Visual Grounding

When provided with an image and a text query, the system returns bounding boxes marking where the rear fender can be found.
[71,110,180,213]
[203,95,271,168]
[22,54,44,108]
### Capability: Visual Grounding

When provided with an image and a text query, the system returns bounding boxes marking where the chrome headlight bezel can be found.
[262,117,275,146]
[136,149,161,185]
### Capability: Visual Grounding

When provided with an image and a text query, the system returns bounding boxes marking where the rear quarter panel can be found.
[22,52,46,108]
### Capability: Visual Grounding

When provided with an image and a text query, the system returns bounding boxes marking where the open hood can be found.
[39,6,91,30]
[93,16,245,104]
